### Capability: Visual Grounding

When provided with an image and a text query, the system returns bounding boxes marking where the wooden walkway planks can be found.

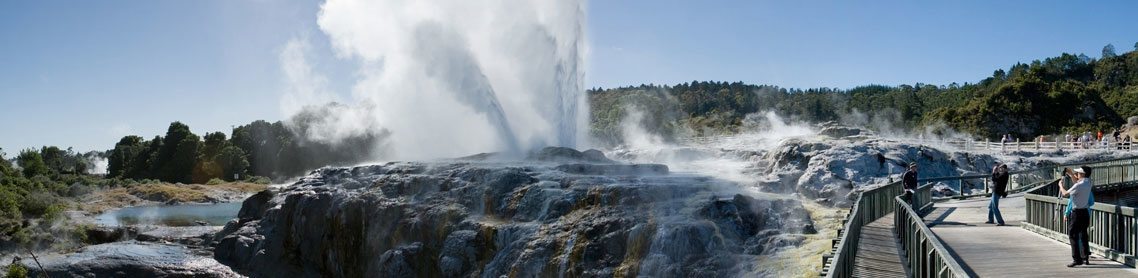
[929,194,1138,277]
[853,213,908,277]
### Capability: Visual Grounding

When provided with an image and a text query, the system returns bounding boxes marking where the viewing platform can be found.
[928,194,1138,277]
[821,157,1138,277]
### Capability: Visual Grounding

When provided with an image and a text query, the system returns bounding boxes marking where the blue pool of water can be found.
[95,202,241,226]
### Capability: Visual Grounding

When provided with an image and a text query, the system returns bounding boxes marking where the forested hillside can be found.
[106,107,386,184]
[589,44,1138,145]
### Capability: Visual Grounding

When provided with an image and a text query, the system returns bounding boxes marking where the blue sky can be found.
[2,0,1136,154]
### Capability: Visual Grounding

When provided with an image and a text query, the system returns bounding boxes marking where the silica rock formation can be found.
[213,148,815,277]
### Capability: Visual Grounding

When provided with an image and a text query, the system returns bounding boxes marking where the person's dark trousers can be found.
[1068,209,1091,263]
[901,191,913,207]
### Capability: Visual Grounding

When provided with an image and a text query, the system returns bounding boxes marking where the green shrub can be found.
[72,223,91,243]
[10,228,30,245]
[206,178,225,185]
[19,191,61,217]
[41,204,66,223]
[65,183,93,197]
[5,263,27,278]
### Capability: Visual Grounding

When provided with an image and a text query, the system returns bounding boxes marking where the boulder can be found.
[84,226,135,245]
[529,146,615,163]
[24,241,240,278]
[237,190,274,222]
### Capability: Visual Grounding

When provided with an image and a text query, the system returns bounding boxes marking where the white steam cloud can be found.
[280,0,589,160]
[620,107,666,152]
[88,156,108,175]
[842,109,974,143]
[279,37,338,117]
[615,107,817,188]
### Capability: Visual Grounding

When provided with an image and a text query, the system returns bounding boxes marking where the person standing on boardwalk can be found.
[986,164,1009,226]
[1000,134,1010,152]
[1059,166,1094,267]
[902,162,918,207]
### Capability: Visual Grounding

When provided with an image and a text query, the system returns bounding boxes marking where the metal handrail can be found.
[894,196,969,277]
[921,167,1056,200]
[916,156,1138,200]
[1056,155,1138,168]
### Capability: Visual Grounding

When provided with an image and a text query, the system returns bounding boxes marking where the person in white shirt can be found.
[1058,166,1094,267]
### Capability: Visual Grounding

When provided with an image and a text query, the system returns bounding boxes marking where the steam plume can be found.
[281,0,588,160]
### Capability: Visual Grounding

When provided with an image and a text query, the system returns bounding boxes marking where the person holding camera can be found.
[902,162,918,206]
[986,164,1009,225]
[1059,166,1095,267]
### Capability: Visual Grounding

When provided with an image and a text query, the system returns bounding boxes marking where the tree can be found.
[1077,54,1091,64]
[201,132,228,159]
[135,136,163,180]
[64,147,88,174]
[0,148,14,177]
[164,134,202,183]
[1103,44,1117,58]
[16,149,50,178]
[153,122,192,169]
[1134,41,1137,52]
[151,122,202,183]
[993,69,1007,80]
[215,146,249,181]
[39,146,65,174]
[108,136,146,178]
[231,120,286,177]
[38,146,86,174]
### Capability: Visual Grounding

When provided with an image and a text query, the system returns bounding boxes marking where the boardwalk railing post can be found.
[1116,205,1123,252]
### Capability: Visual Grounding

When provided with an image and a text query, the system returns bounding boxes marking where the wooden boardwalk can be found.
[928,193,1138,277]
[853,213,909,277]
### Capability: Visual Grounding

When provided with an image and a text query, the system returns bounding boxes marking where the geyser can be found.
[285,0,588,160]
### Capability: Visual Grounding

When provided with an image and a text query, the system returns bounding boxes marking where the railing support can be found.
[894,196,969,277]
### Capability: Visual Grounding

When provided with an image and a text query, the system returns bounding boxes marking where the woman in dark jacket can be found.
[987,164,1009,225]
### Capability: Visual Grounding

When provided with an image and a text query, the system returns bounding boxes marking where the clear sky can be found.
[2,0,1136,154]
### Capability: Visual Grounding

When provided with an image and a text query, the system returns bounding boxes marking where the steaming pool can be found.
[95,202,241,227]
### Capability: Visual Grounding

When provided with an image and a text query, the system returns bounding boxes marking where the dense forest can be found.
[589,44,1138,145]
